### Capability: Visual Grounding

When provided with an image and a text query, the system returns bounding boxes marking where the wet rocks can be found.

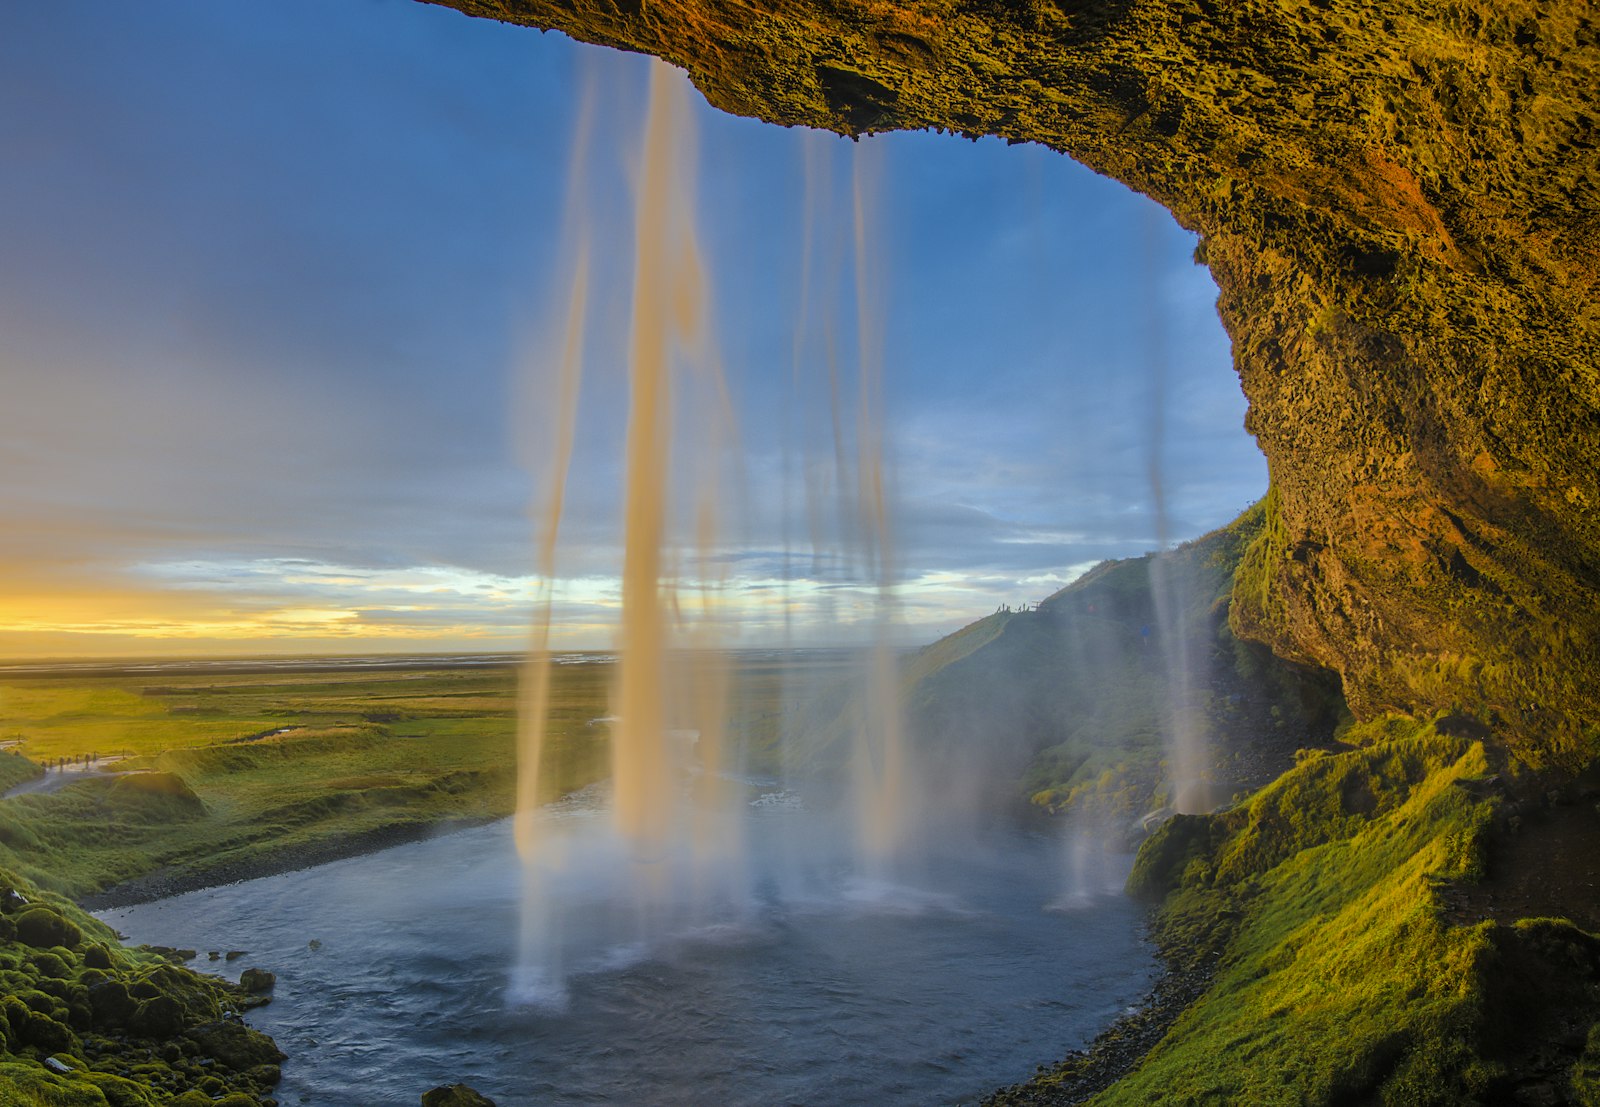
[185,1017,287,1071]
[0,862,288,1104]
[983,961,1214,1105]
[422,1084,498,1107]
[238,968,276,994]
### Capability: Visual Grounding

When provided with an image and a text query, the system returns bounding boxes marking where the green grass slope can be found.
[899,504,1345,827]
[991,713,1600,1106]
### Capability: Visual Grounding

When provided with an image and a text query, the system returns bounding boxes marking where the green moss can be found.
[0,1062,112,1106]
[1085,718,1585,1105]
[0,866,280,1105]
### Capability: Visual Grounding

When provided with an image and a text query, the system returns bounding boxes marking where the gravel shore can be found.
[980,948,1214,1106]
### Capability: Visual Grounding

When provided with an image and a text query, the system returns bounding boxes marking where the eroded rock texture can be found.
[429,0,1599,761]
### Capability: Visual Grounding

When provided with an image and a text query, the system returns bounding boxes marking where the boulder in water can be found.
[239,968,276,994]
[422,1083,498,1107]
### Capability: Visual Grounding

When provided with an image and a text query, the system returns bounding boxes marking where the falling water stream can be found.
[510,59,922,1004]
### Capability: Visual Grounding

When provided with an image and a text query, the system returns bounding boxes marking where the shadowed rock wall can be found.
[427,0,1599,762]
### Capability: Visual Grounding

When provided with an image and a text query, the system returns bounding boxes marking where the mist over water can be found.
[98,812,1153,1107]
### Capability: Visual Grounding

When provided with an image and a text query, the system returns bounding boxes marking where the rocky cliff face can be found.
[429,0,1600,761]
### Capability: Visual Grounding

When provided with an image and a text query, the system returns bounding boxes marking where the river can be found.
[97,804,1154,1106]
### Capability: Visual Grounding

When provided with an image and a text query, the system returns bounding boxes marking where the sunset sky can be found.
[0,0,1266,658]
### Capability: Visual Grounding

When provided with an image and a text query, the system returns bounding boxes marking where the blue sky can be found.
[0,0,1266,656]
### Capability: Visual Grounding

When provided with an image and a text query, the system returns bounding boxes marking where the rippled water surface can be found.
[98,812,1153,1106]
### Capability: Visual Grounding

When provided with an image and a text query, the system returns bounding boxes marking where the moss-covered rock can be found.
[184,1019,285,1071]
[84,982,134,1031]
[15,908,80,952]
[0,865,282,1105]
[126,996,183,1040]
[237,968,274,995]
[422,1083,498,1107]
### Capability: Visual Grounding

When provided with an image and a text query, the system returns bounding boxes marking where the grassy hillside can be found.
[991,712,1600,1105]
[896,503,1346,829]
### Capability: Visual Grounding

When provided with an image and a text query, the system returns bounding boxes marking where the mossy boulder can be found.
[26,952,70,981]
[1126,814,1228,901]
[422,1084,498,1107]
[237,968,274,994]
[127,996,184,1040]
[86,982,136,1030]
[18,1009,76,1055]
[166,1092,215,1107]
[0,995,29,1048]
[15,908,81,951]
[0,1061,113,1106]
[79,1070,160,1107]
[184,1019,286,1071]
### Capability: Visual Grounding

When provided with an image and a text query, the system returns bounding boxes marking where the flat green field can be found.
[0,661,568,899]
[0,653,843,902]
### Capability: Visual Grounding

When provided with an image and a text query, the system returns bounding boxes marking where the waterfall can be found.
[512,59,911,1004]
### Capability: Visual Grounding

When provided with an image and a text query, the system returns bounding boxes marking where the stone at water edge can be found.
[185,1017,288,1070]
[422,1083,498,1107]
[239,968,276,994]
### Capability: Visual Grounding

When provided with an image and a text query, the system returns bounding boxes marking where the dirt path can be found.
[3,759,127,800]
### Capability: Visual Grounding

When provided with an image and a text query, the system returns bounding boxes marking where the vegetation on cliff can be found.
[397,3,1600,1090]
[886,503,1344,827]
[986,712,1600,1106]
